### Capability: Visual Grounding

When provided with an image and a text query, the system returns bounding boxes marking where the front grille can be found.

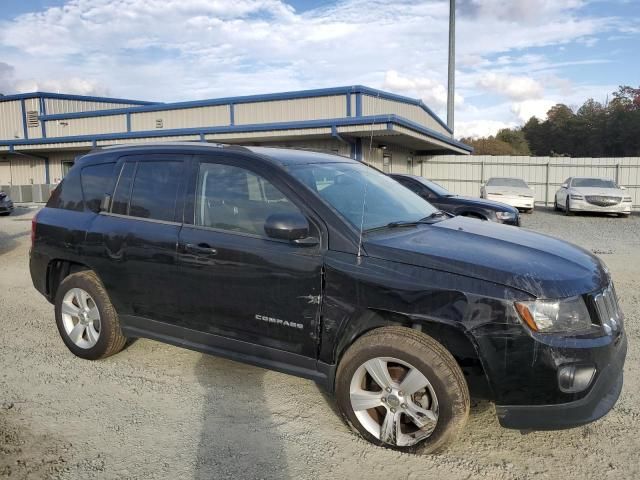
[585,195,621,206]
[590,284,623,334]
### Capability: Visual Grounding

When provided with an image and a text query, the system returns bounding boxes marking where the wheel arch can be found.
[46,259,92,301]
[331,309,493,400]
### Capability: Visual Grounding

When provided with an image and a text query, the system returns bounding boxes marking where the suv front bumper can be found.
[495,332,627,430]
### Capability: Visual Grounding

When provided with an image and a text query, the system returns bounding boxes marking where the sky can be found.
[0,0,638,139]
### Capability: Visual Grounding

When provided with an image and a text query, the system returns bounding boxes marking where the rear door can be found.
[176,153,323,357]
[85,154,188,324]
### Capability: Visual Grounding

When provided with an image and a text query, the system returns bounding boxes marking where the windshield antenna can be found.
[356,91,381,264]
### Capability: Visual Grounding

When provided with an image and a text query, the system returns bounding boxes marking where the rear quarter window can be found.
[46,167,84,211]
[81,163,116,212]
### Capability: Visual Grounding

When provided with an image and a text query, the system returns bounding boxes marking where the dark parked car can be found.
[390,174,520,226]
[30,143,626,453]
[0,191,14,215]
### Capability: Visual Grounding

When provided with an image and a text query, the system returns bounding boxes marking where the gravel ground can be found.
[1,206,639,480]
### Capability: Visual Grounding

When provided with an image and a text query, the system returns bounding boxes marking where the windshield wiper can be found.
[366,211,448,233]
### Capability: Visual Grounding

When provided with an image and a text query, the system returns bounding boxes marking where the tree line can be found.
[461,85,640,157]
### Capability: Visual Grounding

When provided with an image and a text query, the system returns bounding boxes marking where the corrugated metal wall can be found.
[361,95,450,136]
[0,160,11,185]
[235,96,346,124]
[0,100,25,140]
[8,156,46,185]
[44,99,142,115]
[45,114,127,137]
[419,155,640,209]
[130,105,229,131]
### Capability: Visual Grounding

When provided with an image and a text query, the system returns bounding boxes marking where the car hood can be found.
[571,187,625,197]
[485,186,533,196]
[364,216,608,298]
[454,195,517,211]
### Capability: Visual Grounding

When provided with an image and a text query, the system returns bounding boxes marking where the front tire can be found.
[335,326,469,454]
[554,198,560,211]
[54,270,127,360]
[565,198,573,216]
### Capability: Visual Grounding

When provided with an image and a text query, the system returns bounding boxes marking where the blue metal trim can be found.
[19,85,452,134]
[199,133,206,142]
[355,138,363,161]
[346,93,351,117]
[355,93,362,117]
[20,99,29,140]
[1,115,471,152]
[39,97,47,138]
[0,91,154,105]
[229,104,235,126]
[126,112,131,132]
[30,85,452,134]
[44,157,50,183]
[387,122,393,130]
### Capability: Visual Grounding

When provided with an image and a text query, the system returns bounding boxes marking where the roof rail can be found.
[87,140,228,153]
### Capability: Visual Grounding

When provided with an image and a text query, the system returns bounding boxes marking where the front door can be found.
[177,155,323,357]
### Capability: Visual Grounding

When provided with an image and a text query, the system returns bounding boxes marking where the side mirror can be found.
[561,183,568,189]
[620,185,626,190]
[264,212,315,243]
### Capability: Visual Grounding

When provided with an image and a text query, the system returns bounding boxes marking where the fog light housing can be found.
[558,364,596,393]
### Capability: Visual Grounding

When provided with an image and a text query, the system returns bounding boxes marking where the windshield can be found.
[414,178,453,196]
[572,178,617,188]
[289,162,438,231]
[486,177,528,188]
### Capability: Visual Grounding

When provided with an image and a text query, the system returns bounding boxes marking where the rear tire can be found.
[335,326,469,454]
[54,271,127,360]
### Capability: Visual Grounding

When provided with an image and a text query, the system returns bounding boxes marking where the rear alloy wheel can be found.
[336,326,469,453]
[55,271,127,360]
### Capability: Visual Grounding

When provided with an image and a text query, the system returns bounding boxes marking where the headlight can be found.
[515,296,594,333]
[495,211,516,220]
[570,194,584,200]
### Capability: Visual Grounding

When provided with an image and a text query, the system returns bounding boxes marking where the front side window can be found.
[195,163,301,236]
[289,162,437,231]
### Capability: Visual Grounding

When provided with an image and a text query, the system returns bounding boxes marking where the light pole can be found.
[447,0,455,133]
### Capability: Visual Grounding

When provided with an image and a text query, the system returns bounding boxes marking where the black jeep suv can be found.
[30,143,626,453]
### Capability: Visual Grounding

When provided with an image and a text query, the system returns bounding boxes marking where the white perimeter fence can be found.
[417,155,640,209]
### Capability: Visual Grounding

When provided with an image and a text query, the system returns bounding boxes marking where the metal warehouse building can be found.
[0,86,469,201]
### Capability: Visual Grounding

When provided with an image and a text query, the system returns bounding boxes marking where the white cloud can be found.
[382,70,463,110]
[0,0,632,135]
[456,120,517,139]
[511,99,557,122]
[477,73,544,101]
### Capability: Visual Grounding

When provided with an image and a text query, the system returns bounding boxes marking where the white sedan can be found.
[481,177,535,213]
[555,177,632,217]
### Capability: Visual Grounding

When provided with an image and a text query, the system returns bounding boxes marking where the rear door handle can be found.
[184,243,217,256]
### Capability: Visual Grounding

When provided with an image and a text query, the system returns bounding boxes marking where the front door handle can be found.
[184,243,218,256]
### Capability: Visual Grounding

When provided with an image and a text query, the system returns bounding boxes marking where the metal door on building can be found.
[382,154,392,173]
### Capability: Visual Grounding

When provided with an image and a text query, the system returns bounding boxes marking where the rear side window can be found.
[81,163,116,212]
[129,161,182,221]
[111,162,135,215]
[47,167,84,211]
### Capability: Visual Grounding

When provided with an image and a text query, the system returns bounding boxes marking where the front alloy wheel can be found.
[335,326,469,453]
[350,357,439,447]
